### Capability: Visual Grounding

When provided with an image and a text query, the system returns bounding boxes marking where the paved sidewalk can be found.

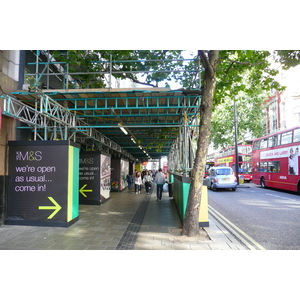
[133,187,247,250]
[0,185,248,250]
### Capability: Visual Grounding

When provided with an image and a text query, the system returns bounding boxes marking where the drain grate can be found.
[115,192,151,250]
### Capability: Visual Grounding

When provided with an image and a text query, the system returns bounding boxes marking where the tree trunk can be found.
[182,50,219,237]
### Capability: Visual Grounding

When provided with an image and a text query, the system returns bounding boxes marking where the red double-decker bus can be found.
[214,145,253,182]
[252,127,300,193]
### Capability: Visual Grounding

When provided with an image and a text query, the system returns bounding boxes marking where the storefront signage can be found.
[79,152,101,205]
[6,141,79,227]
[216,156,233,164]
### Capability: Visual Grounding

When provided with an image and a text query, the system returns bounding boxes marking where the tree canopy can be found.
[206,50,300,149]
[209,86,268,149]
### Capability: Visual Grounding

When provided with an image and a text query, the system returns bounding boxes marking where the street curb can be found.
[207,211,249,250]
[208,205,266,250]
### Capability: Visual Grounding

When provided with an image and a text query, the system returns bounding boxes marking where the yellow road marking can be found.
[209,205,266,250]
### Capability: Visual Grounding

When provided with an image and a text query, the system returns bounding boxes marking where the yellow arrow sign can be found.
[79,184,93,197]
[38,197,62,219]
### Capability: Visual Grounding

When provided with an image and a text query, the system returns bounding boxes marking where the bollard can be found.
[199,183,209,227]
[239,175,244,185]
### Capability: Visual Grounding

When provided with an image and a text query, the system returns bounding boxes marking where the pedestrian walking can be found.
[134,172,142,194]
[126,172,133,190]
[154,168,165,201]
[143,170,152,194]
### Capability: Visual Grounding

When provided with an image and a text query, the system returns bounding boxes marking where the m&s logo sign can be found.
[16,151,42,161]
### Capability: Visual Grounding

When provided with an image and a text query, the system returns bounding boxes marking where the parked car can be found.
[205,167,237,191]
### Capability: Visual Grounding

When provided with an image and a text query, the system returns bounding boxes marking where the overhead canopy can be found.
[11,87,201,161]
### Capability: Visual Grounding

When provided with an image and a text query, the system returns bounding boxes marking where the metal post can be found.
[34,99,37,140]
[198,55,201,89]
[180,127,183,173]
[44,121,47,140]
[64,126,68,140]
[66,51,69,90]
[47,51,50,89]
[109,54,112,89]
[35,50,40,90]
[234,100,239,185]
[53,123,57,140]
[184,115,188,175]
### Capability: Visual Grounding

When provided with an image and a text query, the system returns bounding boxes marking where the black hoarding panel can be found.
[79,152,101,205]
[6,141,80,227]
[79,152,111,204]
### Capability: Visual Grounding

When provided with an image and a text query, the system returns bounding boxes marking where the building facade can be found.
[263,64,300,134]
[0,50,21,224]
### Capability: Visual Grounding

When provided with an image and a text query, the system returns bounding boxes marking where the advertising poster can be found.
[100,154,111,201]
[120,159,129,191]
[6,141,79,227]
[260,145,299,175]
[79,152,101,205]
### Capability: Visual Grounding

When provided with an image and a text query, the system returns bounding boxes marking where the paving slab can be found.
[0,184,248,250]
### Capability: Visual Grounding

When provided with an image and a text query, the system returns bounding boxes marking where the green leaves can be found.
[50,50,298,93]
[214,50,276,105]
[51,50,185,88]
[143,127,179,153]
[210,86,268,149]
[275,50,300,69]
[204,50,284,148]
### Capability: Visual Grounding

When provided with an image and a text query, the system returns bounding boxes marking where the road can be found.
[207,182,300,250]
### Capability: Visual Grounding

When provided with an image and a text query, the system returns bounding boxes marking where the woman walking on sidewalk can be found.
[143,170,152,194]
[134,172,142,194]
[154,168,165,200]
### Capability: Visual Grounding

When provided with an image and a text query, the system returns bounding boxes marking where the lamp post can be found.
[234,99,240,185]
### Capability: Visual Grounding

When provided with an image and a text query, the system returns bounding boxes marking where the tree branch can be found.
[225,58,265,75]
[123,73,157,87]
[198,50,210,71]
[103,65,157,87]
[227,58,265,66]
[225,61,235,74]
[198,50,219,77]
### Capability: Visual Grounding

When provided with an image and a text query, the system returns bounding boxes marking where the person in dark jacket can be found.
[126,172,133,189]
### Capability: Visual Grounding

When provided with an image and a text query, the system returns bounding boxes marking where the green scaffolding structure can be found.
[3,50,202,172]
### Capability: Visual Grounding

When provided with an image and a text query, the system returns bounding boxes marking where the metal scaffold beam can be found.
[1,94,135,160]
